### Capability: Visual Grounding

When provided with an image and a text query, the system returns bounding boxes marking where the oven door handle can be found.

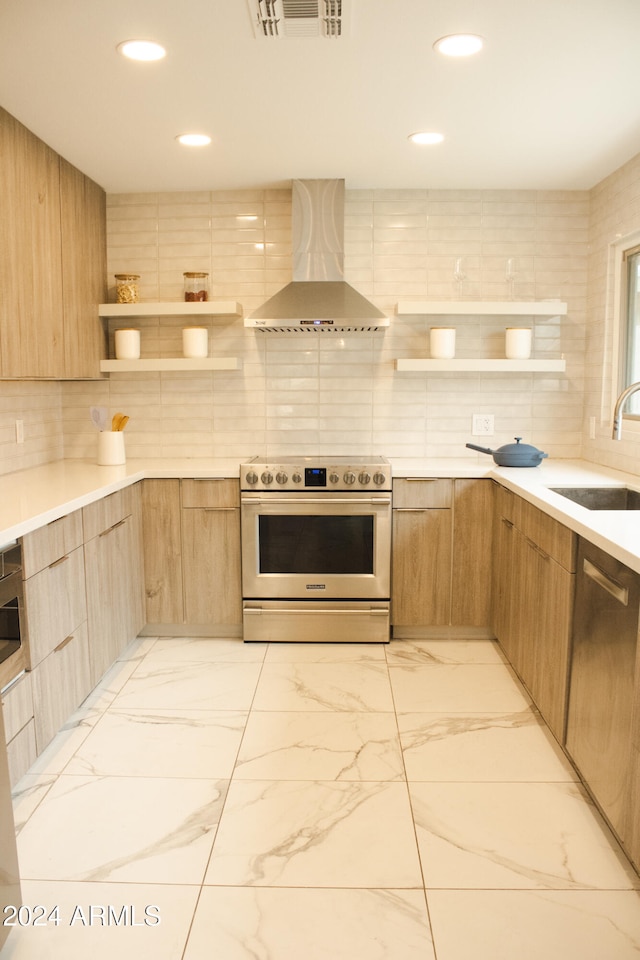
[241,497,391,505]
[243,606,389,616]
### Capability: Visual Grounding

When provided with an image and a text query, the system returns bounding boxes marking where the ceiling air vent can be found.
[248,0,348,39]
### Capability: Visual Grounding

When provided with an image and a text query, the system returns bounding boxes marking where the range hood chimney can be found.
[245,179,389,332]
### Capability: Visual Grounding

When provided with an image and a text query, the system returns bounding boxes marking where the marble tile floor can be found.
[3,635,640,959]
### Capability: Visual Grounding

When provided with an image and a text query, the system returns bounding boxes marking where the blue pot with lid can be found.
[465,436,548,467]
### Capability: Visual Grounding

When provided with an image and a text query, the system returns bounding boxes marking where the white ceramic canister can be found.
[97,431,126,466]
[114,328,141,360]
[430,327,456,359]
[505,327,532,360]
[182,327,208,358]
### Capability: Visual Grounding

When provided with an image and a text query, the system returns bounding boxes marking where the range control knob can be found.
[292,472,302,484]
[275,471,288,485]
[261,471,273,485]
[245,471,258,485]
[373,472,387,486]
[358,472,371,485]
[329,472,340,484]
[343,471,356,486]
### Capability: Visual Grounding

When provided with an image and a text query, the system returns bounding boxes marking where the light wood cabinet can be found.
[0,106,106,379]
[21,508,87,665]
[83,484,145,686]
[391,481,452,630]
[0,107,64,377]
[491,483,575,741]
[1,672,36,787]
[59,157,107,377]
[181,479,242,627]
[30,622,92,752]
[142,479,184,624]
[141,478,242,629]
[23,546,87,666]
[392,478,493,631]
[18,507,93,760]
[451,479,494,626]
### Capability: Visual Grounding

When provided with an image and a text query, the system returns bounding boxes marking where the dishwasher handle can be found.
[583,557,629,606]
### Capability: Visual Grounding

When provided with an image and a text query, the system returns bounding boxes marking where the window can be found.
[622,244,640,416]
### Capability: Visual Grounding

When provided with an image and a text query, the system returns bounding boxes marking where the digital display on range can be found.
[305,467,326,486]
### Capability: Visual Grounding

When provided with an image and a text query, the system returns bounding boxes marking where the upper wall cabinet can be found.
[0,108,106,379]
[59,158,107,378]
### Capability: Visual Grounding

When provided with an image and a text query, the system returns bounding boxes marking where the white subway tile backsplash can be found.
[29,183,596,463]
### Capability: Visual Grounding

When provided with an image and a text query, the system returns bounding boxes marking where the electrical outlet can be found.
[15,419,24,444]
[472,414,494,436]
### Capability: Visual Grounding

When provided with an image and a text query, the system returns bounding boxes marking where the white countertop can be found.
[2,456,640,575]
[0,458,245,546]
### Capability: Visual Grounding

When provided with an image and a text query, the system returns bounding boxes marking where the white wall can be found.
[582,151,640,475]
[61,187,588,463]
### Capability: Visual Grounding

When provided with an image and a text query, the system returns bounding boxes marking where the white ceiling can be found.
[1,0,640,194]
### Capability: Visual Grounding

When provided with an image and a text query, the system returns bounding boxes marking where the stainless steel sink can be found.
[550,486,640,510]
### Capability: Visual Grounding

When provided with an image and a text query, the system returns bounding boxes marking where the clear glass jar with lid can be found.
[115,274,140,304]
[184,272,209,302]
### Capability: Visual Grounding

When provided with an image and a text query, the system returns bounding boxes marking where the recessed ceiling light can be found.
[117,39,166,61]
[409,132,445,145]
[433,34,483,57]
[176,133,212,147]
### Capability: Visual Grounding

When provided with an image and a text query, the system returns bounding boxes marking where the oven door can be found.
[241,492,391,600]
[0,566,25,691]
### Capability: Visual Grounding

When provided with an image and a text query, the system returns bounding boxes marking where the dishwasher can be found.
[565,537,640,840]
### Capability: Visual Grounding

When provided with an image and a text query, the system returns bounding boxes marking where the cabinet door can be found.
[491,513,514,647]
[451,479,494,626]
[59,158,107,377]
[182,506,242,626]
[491,515,530,677]
[31,622,91,753]
[23,545,87,666]
[530,548,572,741]
[85,513,144,686]
[392,508,452,626]
[0,108,64,377]
[142,480,184,624]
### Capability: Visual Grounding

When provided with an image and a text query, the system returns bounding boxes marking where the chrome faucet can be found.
[612,380,640,439]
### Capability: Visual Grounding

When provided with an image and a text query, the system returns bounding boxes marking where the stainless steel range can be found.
[240,456,391,643]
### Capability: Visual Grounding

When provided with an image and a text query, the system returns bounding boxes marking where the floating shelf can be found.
[98,301,243,318]
[100,358,243,373]
[394,358,566,372]
[396,300,567,317]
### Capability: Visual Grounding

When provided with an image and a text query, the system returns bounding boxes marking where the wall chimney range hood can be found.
[245,179,389,333]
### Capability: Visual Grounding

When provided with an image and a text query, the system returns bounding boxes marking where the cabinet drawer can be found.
[1,672,33,744]
[516,498,576,571]
[393,478,452,509]
[181,478,239,509]
[494,483,576,572]
[494,483,516,523]
[6,719,36,788]
[24,545,87,666]
[31,621,91,753]
[82,488,130,541]
[21,510,83,577]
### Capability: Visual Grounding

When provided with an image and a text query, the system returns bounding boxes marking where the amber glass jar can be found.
[184,272,209,302]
